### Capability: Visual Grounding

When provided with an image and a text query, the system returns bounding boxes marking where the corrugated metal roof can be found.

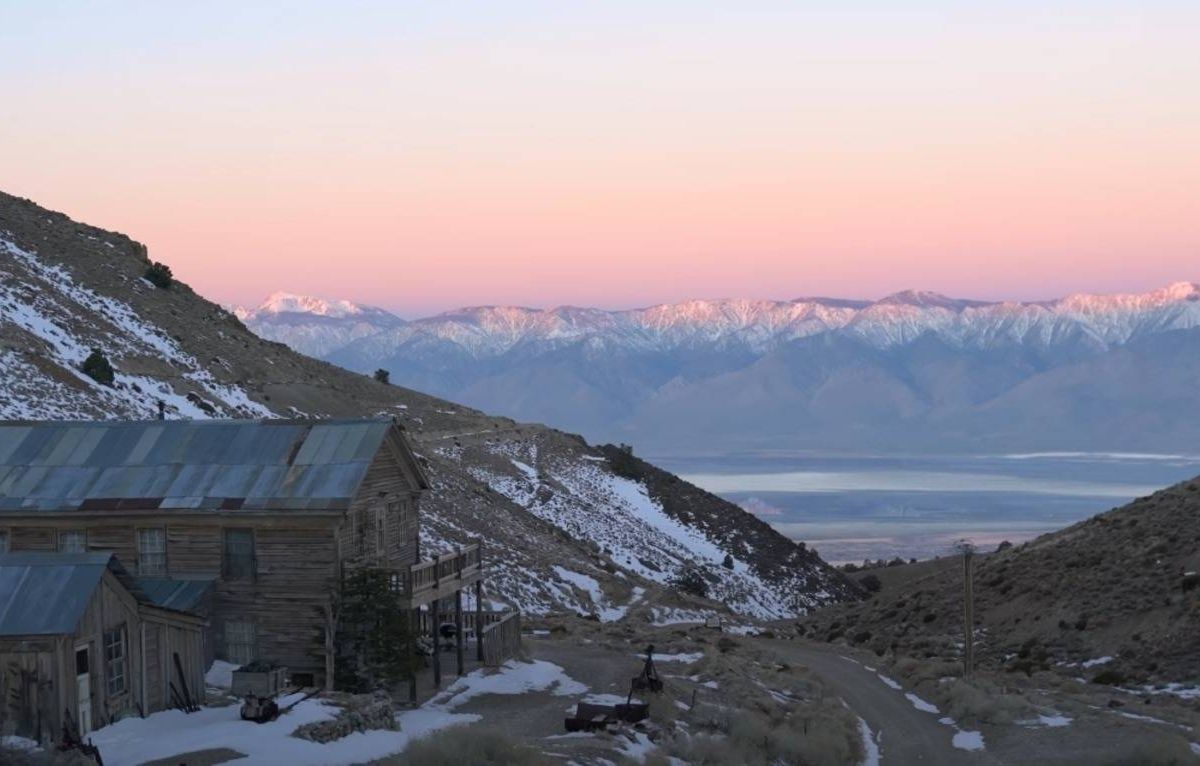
[135,577,215,614]
[0,552,119,635]
[0,418,405,513]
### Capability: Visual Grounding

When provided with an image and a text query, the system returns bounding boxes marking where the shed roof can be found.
[0,418,426,513]
[0,552,132,635]
[135,577,215,614]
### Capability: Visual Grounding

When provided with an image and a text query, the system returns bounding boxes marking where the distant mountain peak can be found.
[238,292,401,322]
[875,290,990,310]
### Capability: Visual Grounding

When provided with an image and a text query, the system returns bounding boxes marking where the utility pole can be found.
[955,540,976,680]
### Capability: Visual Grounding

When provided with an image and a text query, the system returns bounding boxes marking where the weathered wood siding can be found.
[214,520,340,674]
[337,446,420,571]
[0,642,57,742]
[70,570,145,728]
[9,527,54,551]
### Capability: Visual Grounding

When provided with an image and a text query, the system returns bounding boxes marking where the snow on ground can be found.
[0,236,274,421]
[1081,656,1114,668]
[467,442,822,619]
[650,607,718,626]
[905,693,940,714]
[1134,683,1200,700]
[90,692,477,766]
[90,660,586,766]
[615,731,658,763]
[951,730,986,751]
[643,652,704,664]
[205,660,239,689]
[1,735,39,751]
[429,659,587,710]
[854,715,882,766]
[1018,714,1073,728]
[876,674,903,691]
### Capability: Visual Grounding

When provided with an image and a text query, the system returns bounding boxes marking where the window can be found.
[137,528,166,576]
[58,530,86,553]
[222,528,255,579]
[224,620,257,665]
[353,508,368,558]
[104,626,127,696]
[375,505,387,556]
[0,529,8,553]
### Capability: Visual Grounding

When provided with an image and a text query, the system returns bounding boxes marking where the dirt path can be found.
[763,639,998,766]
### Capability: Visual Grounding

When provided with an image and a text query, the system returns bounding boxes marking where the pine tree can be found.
[143,261,173,289]
[81,349,115,386]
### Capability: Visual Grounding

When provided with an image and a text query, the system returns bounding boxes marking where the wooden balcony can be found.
[390,543,482,608]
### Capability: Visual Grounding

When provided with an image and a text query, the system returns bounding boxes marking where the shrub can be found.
[671,566,709,599]
[1091,669,1126,686]
[143,261,173,289]
[373,368,390,384]
[384,728,549,765]
[81,349,115,385]
[722,553,735,570]
[860,574,882,593]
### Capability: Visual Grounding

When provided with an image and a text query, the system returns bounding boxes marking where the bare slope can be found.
[0,190,857,619]
[800,477,1200,685]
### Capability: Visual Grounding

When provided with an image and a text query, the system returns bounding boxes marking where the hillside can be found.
[800,477,1200,685]
[0,190,858,620]
[237,284,1200,454]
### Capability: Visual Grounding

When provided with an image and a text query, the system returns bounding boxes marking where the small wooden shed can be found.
[0,552,208,743]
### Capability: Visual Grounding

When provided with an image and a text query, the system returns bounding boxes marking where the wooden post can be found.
[408,609,417,705]
[431,598,442,688]
[324,602,336,692]
[961,543,975,680]
[454,589,464,675]
[474,579,484,662]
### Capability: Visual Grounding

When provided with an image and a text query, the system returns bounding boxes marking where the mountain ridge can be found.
[239,282,1200,454]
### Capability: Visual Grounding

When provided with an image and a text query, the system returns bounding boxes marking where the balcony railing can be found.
[386,543,482,605]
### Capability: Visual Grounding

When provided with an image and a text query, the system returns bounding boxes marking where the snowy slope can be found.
[1,190,854,620]
[0,237,273,420]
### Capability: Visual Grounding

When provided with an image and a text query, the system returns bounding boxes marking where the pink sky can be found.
[3,4,1197,316]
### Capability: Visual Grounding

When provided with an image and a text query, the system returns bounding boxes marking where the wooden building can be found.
[0,552,207,743]
[0,418,489,690]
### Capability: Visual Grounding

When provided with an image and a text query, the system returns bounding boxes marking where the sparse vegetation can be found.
[381,728,550,765]
[81,348,115,385]
[143,260,173,289]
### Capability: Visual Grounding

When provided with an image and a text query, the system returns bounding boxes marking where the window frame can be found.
[136,527,167,576]
[58,529,87,553]
[222,528,257,580]
[103,625,127,697]
[224,619,257,666]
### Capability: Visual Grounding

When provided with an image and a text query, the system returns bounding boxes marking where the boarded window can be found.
[223,529,255,579]
[104,626,127,696]
[137,528,166,576]
[353,508,368,558]
[376,504,387,556]
[225,620,257,665]
[58,530,87,553]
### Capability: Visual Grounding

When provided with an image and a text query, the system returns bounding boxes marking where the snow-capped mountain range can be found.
[238,283,1200,358]
[237,284,1200,454]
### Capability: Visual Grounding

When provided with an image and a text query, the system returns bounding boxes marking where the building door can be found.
[74,644,92,737]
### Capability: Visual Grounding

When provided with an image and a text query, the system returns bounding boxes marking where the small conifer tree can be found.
[81,349,115,386]
[373,369,390,385]
[143,261,173,289]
